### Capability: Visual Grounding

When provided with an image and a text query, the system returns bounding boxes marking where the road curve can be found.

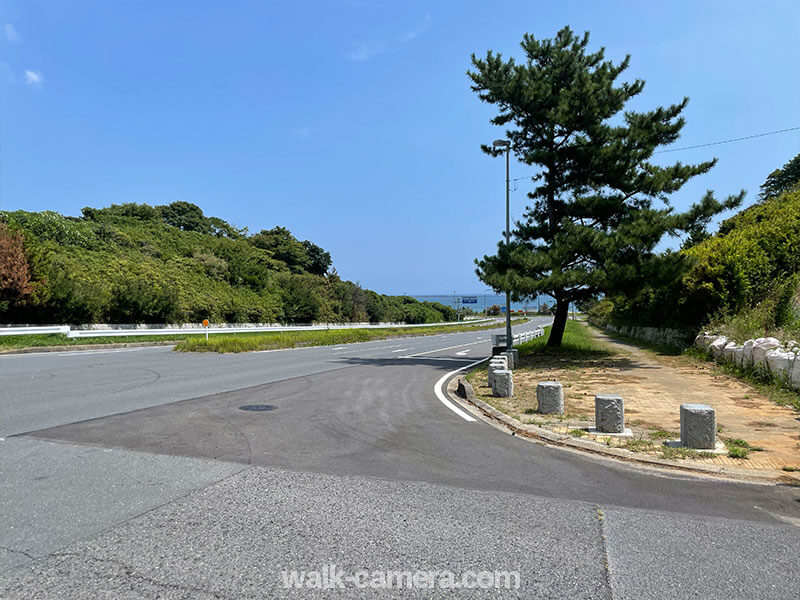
[1,318,798,598]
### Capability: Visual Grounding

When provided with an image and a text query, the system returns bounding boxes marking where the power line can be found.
[509,125,800,182]
[654,125,800,153]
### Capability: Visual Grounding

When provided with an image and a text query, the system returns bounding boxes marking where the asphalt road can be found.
[1,318,799,598]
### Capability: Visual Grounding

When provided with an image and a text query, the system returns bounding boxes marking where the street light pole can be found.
[493,139,513,352]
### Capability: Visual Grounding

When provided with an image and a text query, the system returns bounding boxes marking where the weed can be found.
[728,446,750,459]
[624,439,654,453]
[660,446,699,460]
[647,429,677,440]
[782,466,800,472]
[568,428,587,437]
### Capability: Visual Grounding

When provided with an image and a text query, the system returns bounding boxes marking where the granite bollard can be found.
[503,349,519,370]
[680,404,716,449]
[537,381,564,414]
[594,394,624,433]
[487,357,507,387]
[492,369,513,397]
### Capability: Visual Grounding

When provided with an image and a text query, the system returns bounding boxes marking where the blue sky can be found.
[1,1,798,295]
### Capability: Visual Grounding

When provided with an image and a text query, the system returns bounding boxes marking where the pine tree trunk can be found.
[546,297,570,347]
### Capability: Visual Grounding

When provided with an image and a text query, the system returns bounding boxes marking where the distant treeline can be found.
[0,202,462,325]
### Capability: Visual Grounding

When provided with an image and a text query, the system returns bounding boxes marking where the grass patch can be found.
[727,446,750,459]
[624,439,654,452]
[660,446,700,460]
[516,320,614,359]
[172,320,528,353]
[724,438,752,458]
[568,428,587,437]
[1,319,528,353]
[782,466,800,472]
[0,332,193,350]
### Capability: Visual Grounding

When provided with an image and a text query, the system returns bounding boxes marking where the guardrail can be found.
[0,318,497,339]
[491,327,545,347]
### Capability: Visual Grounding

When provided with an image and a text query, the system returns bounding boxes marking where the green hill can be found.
[0,202,458,325]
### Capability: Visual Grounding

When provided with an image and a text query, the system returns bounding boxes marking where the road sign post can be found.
[202,319,209,340]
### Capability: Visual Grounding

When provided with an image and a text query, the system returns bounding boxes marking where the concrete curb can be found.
[0,341,177,355]
[448,375,793,485]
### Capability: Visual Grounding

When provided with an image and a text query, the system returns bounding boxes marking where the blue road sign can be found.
[462,296,478,304]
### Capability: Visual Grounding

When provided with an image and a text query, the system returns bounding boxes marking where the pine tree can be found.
[468,26,742,347]
[760,151,800,201]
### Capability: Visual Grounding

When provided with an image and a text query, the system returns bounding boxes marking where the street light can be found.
[492,139,513,352]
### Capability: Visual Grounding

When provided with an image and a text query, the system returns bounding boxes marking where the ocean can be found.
[410,294,554,314]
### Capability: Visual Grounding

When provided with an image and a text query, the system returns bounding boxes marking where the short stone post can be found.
[680,404,716,449]
[492,370,513,397]
[487,357,507,387]
[503,349,519,370]
[595,394,624,433]
[537,381,564,414]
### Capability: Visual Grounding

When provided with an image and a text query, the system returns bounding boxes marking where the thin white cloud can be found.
[347,13,432,61]
[347,41,387,61]
[4,22,21,43]
[24,69,43,88]
[399,13,431,43]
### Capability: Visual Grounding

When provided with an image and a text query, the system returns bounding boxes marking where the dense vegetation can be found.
[0,202,459,325]
[592,152,800,341]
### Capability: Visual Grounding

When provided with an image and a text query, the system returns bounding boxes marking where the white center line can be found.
[391,348,410,353]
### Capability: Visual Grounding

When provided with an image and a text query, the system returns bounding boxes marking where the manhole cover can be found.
[238,404,277,412]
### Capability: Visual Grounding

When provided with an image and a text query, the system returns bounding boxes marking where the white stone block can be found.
[733,347,744,367]
[766,348,794,381]
[742,339,755,365]
[708,336,728,357]
[791,357,800,390]
[752,337,781,367]
[722,342,738,361]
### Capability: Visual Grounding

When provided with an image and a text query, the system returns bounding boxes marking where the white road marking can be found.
[405,339,486,357]
[332,347,345,350]
[455,349,471,356]
[434,358,490,422]
[401,356,474,361]
[391,348,410,353]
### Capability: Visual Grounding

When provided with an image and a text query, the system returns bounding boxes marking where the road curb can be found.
[448,375,794,485]
[0,341,176,355]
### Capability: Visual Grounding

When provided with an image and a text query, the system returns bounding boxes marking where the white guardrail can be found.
[491,327,545,347]
[0,318,499,339]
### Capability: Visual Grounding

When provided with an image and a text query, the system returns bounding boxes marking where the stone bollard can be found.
[537,381,564,414]
[487,357,507,387]
[680,404,716,449]
[595,394,625,433]
[503,349,519,370]
[492,369,513,397]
